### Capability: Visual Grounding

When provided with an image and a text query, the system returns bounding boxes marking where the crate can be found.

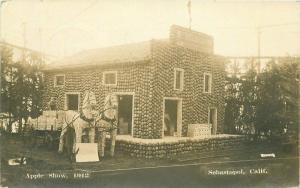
[29,111,65,131]
[43,111,57,117]
[187,124,212,137]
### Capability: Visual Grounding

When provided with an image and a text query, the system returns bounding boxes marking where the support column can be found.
[110,129,117,157]
[89,127,95,143]
[98,131,106,158]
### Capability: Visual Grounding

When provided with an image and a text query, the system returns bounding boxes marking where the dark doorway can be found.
[164,100,178,136]
[117,95,133,135]
[66,94,79,111]
[209,108,217,135]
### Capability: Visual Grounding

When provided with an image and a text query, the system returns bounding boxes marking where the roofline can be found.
[42,58,152,72]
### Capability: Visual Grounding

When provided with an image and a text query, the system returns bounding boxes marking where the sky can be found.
[1,0,300,59]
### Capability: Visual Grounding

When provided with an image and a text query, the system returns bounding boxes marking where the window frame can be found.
[103,71,118,86]
[203,72,212,93]
[174,68,184,91]
[54,74,65,87]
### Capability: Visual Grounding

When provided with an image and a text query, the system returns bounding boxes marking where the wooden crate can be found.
[187,124,212,137]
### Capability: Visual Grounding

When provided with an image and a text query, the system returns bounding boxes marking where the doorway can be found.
[65,93,79,111]
[208,108,217,135]
[117,95,133,135]
[163,98,182,137]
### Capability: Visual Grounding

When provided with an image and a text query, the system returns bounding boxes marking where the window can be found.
[54,75,65,87]
[65,93,79,111]
[174,68,184,91]
[204,73,212,93]
[103,71,117,86]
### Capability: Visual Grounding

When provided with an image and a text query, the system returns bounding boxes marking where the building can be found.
[42,25,226,139]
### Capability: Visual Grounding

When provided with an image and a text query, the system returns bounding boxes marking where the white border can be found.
[203,72,212,93]
[162,97,183,138]
[54,74,65,87]
[173,68,184,91]
[103,71,118,86]
[64,92,81,111]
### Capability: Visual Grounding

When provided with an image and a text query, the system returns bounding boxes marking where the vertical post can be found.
[110,128,117,157]
[257,27,261,73]
[0,2,2,124]
[22,22,27,59]
[0,0,9,40]
[39,0,45,62]
[0,0,11,40]
[297,69,300,157]
[98,131,106,157]
[38,27,44,62]
[89,127,95,143]
[187,0,191,30]
[0,1,2,41]
[0,0,10,120]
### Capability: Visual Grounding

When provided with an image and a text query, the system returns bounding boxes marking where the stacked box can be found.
[43,111,56,117]
[46,117,56,130]
[187,124,212,137]
[36,117,47,130]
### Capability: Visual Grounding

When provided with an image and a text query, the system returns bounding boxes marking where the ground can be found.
[0,134,299,188]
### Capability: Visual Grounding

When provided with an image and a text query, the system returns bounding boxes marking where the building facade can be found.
[42,25,226,139]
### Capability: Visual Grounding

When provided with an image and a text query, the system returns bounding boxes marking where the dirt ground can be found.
[0,134,177,173]
[1,134,299,188]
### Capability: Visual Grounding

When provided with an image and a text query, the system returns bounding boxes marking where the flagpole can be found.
[187,0,192,30]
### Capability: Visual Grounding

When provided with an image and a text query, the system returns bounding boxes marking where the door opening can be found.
[164,99,180,136]
[117,95,133,135]
[209,108,217,135]
[66,93,79,111]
